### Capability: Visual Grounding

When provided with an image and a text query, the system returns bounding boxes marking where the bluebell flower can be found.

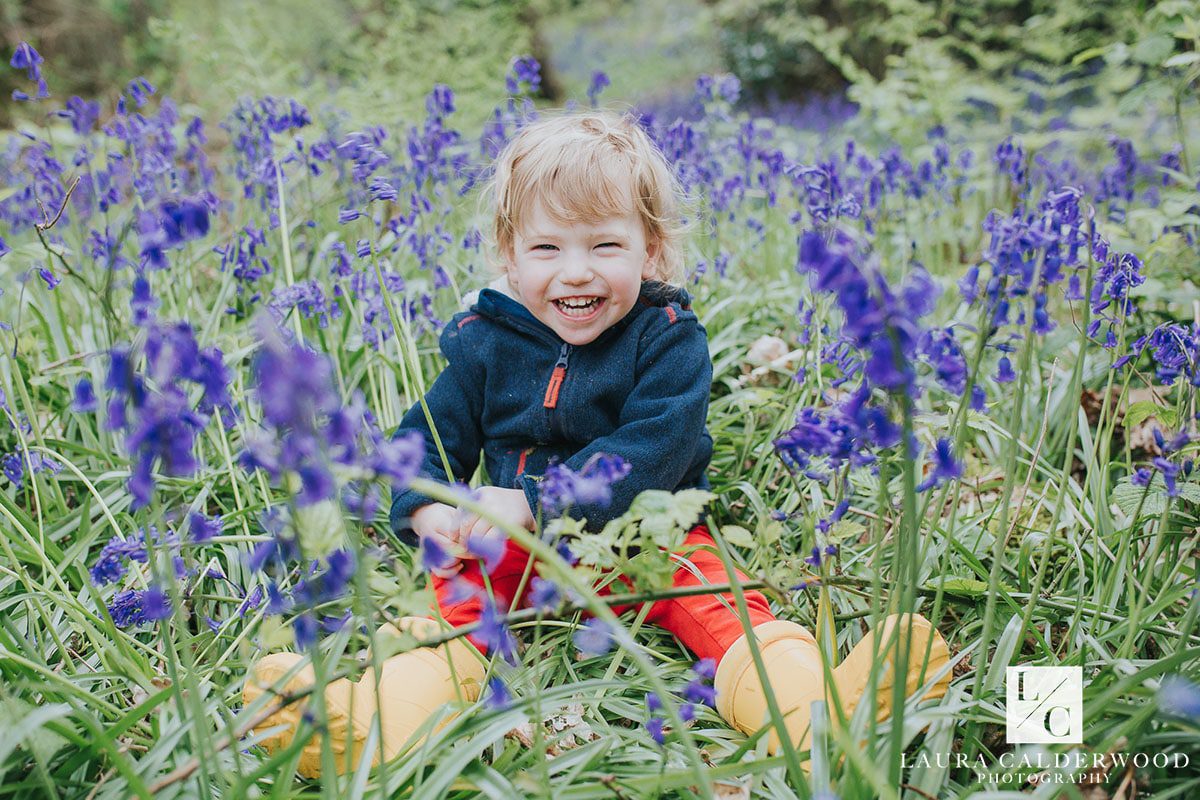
[573,618,614,657]
[159,196,210,246]
[108,590,151,628]
[420,535,456,573]
[0,450,59,489]
[465,529,506,574]
[917,438,964,492]
[368,176,397,202]
[321,611,352,633]
[529,577,561,613]
[970,385,987,411]
[684,670,717,707]
[556,540,579,566]
[1152,457,1181,498]
[266,581,291,615]
[38,267,59,290]
[293,613,318,650]
[238,585,265,616]
[143,586,172,621]
[1158,675,1200,720]
[540,453,631,517]
[485,676,511,710]
[995,356,1016,383]
[10,42,44,79]
[477,601,518,664]
[426,84,455,116]
[645,716,666,746]
[90,535,143,585]
[188,512,221,543]
[505,55,542,95]
[587,71,610,107]
[994,137,1026,187]
[131,275,158,326]
[73,379,98,413]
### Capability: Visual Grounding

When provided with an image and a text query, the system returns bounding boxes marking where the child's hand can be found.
[456,487,535,542]
[411,502,464,578]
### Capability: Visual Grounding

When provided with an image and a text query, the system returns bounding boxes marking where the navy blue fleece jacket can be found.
[388,281,714,546]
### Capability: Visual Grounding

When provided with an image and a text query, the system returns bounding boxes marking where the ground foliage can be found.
[2,2,1200,799]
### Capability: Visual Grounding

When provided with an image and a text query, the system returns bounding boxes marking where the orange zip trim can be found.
[543,366,565,408]
[516,447,531,476]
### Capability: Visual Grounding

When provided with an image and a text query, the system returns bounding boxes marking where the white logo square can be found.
[1006,666,1082,743]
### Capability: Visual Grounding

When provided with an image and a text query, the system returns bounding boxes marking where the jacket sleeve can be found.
[521,308,712,529]
[389,319,484,546]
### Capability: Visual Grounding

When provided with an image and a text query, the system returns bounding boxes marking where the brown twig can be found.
[36,176,81,231]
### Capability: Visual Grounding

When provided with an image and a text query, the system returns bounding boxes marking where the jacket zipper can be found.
[543,343,571,408]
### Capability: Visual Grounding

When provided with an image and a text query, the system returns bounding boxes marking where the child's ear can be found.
[500,248,520,291]
[642,238,662,280]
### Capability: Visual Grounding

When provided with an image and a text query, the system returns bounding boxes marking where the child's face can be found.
[505,198,657,345]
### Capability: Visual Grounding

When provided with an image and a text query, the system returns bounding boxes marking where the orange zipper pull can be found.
[543,343,570,409]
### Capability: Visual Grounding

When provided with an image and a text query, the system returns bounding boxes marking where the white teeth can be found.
[554,297,602,317]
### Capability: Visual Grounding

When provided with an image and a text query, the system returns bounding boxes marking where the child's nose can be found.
[559,256,595,284]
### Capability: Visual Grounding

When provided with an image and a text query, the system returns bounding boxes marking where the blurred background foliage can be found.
[0,0,1197,144]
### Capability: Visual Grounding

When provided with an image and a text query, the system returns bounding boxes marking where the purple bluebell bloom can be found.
[293,613,318,650]
[1158,675,1200,720]
[142,586,172,621]
[573,618,615,657]
[108,590,151,627]
[465,529,506,573]
[587,71,611,107]
[645,716,666,746]
[187,512,221,543]
[917,438,964,492]
[485,676,511,710]
[477,600,518,664]
[420,536,456,573]
[540,453,631,517]
[73,379,98,412]
[529,577,561,613]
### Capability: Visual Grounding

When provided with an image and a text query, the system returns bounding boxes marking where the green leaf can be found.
[924,577,1015,598]
[1163,51,1200,68]
[1072,45,1110,66]
[720,524,755,548]
[1133,33,1176,65]
[569,534,618,570]
[1124,400,1164,430]
[1112,476,1166,517]
[629,489,715,548]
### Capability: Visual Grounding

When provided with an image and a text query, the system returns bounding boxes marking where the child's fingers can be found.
[465,515,496,542]
[455,509,480,541]
[430,559,463,579]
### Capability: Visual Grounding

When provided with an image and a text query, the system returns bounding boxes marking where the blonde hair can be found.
[483,109,687,285]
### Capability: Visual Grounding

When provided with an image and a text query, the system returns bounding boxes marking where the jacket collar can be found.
[473,281,692,346]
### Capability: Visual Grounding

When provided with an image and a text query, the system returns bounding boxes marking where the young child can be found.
[242,111,952,777]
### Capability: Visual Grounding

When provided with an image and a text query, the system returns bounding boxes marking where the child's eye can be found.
[595,242,621,249]
[532,244,558,252]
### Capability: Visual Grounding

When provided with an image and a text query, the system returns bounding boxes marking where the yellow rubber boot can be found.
[242,617,486,777]
[714,614,952,758]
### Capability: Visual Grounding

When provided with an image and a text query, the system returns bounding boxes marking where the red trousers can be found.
[431,525,776,665]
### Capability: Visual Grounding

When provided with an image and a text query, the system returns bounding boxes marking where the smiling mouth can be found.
[553,296,606,318]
